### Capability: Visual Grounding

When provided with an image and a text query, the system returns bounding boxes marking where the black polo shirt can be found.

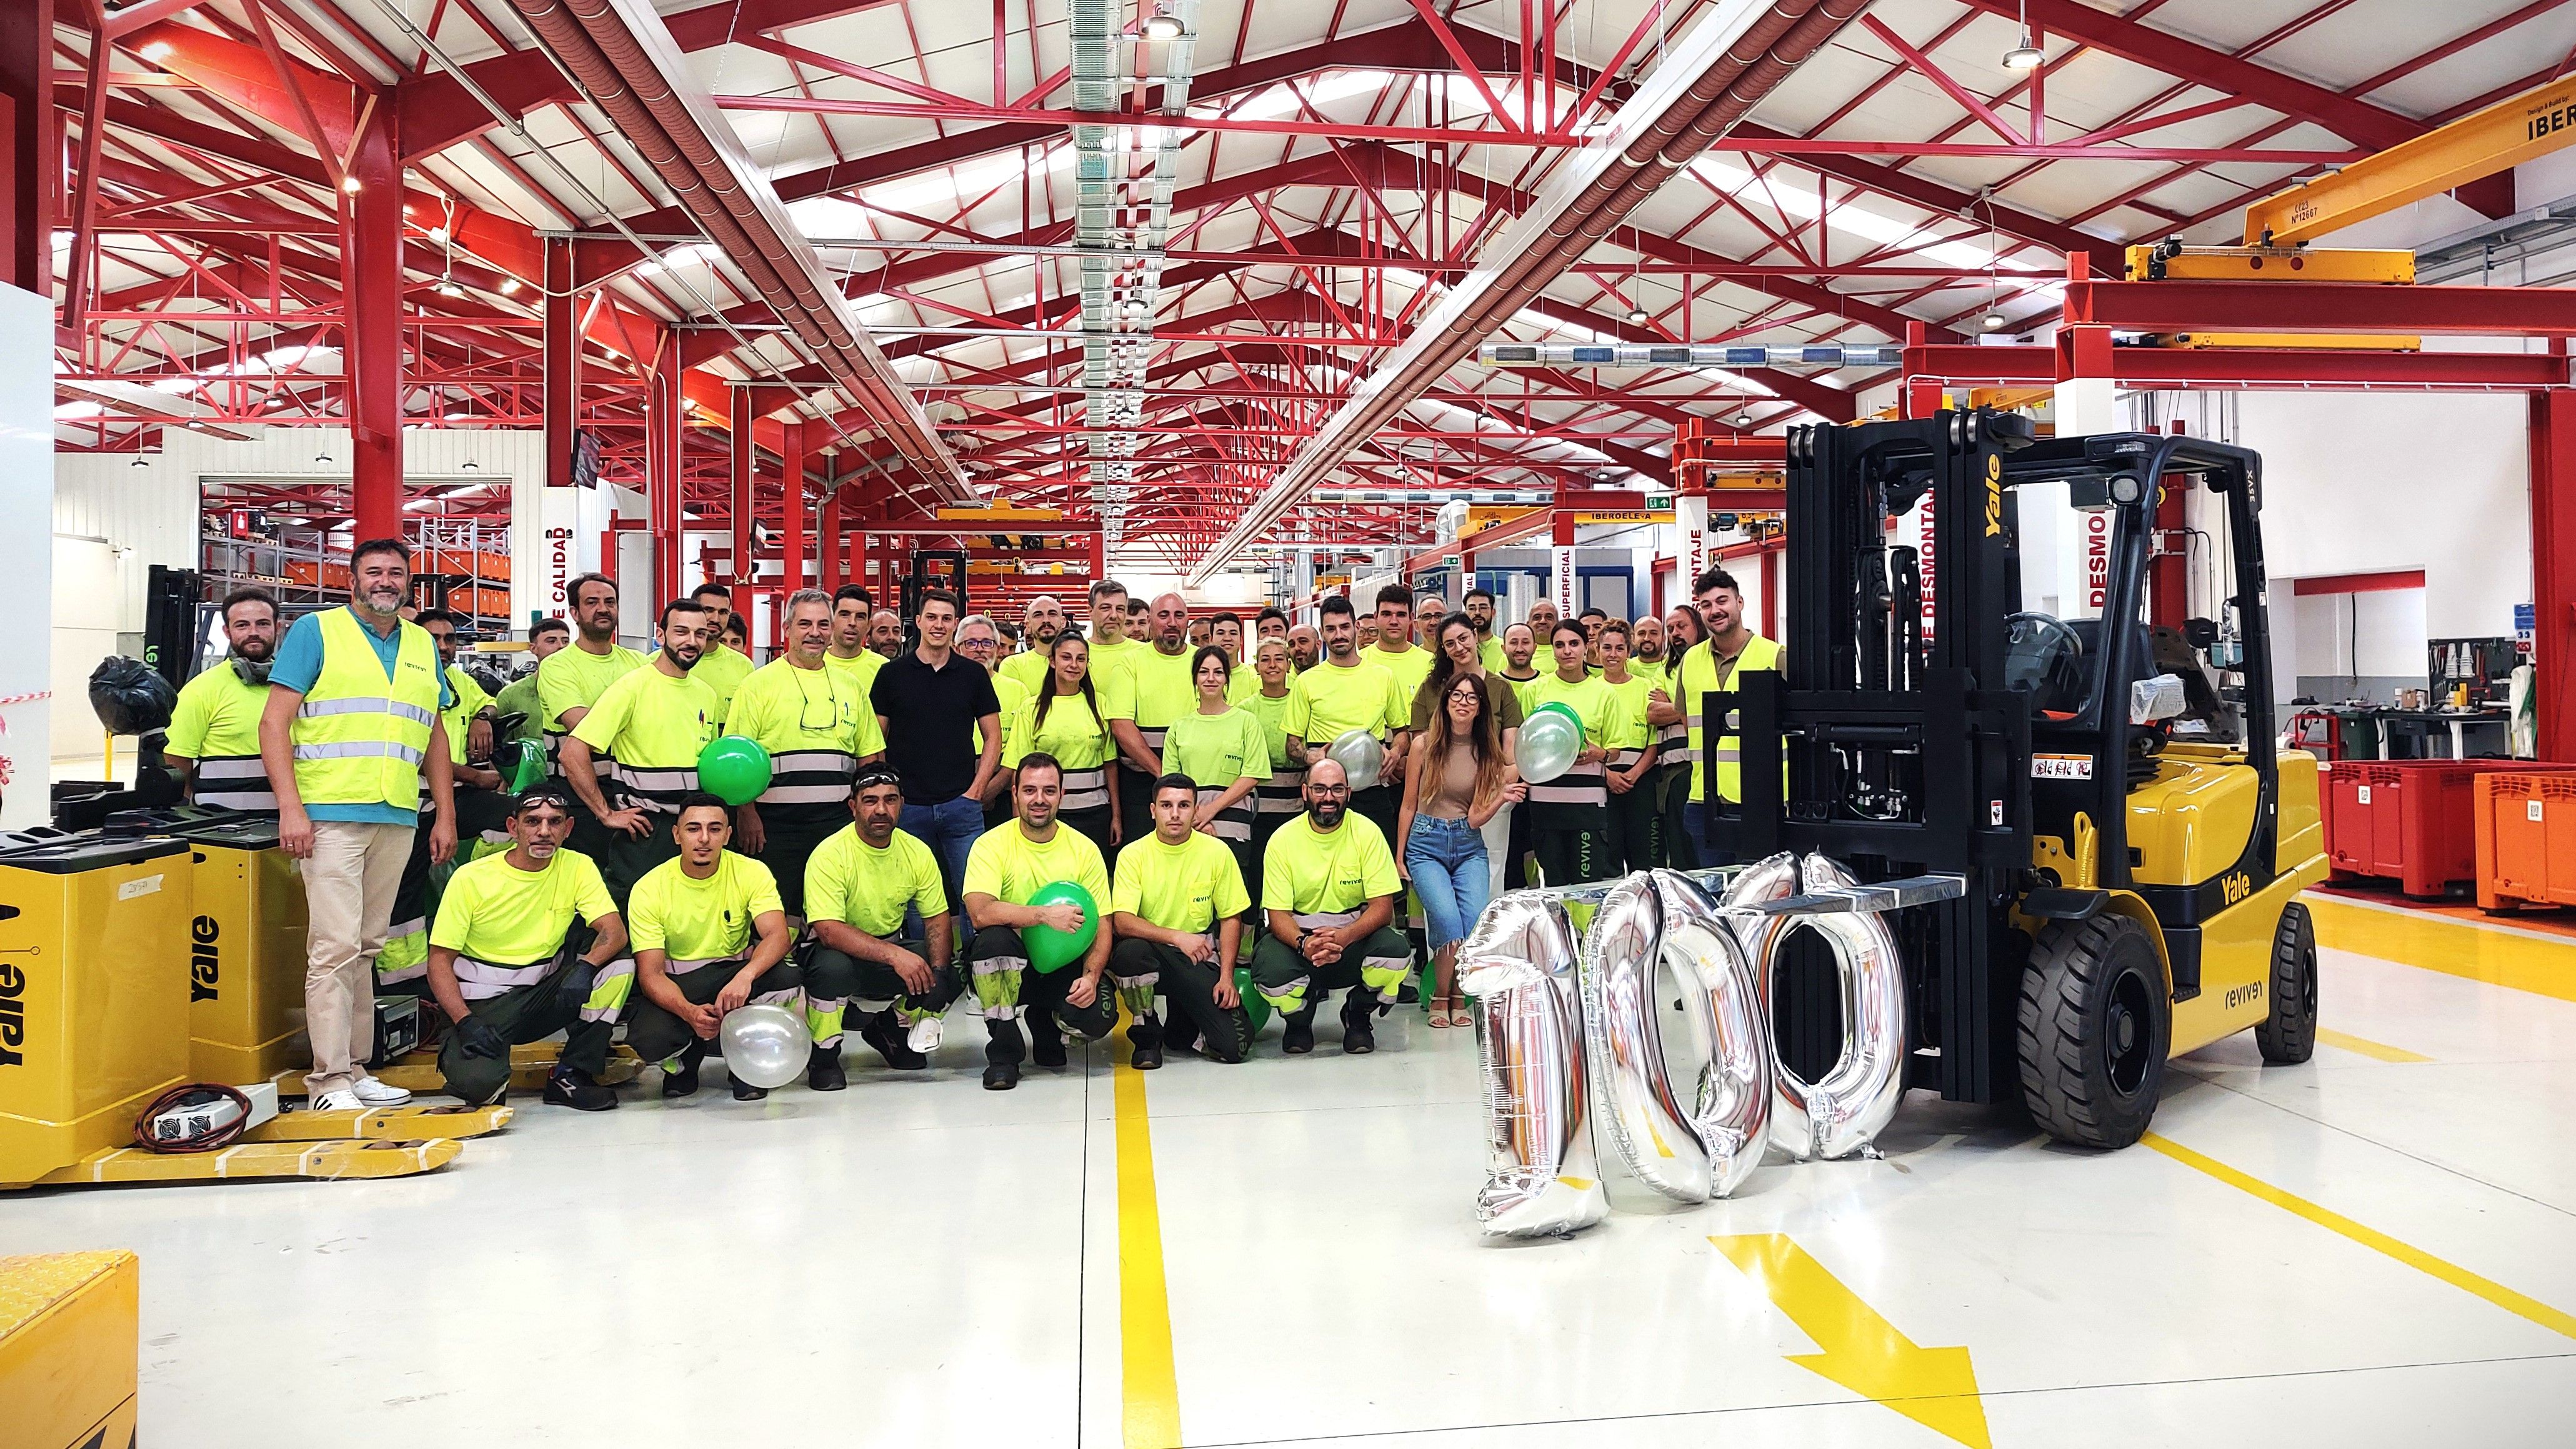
[871,649,1002,804]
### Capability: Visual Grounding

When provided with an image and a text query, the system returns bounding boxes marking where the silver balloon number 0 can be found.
[1467,852,1908,1239]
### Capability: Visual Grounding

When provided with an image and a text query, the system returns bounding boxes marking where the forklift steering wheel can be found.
[2004,612,2089,715]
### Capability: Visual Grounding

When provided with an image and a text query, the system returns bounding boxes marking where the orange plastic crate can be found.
[2474,772,2576,910]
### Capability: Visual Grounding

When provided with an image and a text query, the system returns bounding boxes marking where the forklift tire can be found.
[2018,914,2170,1150]
[2255,902,2319,1065]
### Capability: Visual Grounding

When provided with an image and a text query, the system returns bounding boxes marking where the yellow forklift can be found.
[1708,411,2326,1148]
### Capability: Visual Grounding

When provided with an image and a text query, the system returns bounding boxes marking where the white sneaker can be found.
[312,1088,365,1112]
[351,1075,412,1107]
[907,1014,945,1054]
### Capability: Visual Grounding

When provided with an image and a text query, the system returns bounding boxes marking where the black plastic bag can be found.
[89,655,177,735]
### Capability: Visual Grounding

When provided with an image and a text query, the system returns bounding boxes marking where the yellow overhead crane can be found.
[2122,71,2576,297]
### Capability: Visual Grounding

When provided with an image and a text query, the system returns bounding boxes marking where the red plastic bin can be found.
[2322,760,2576,899]
[2474,772,2576,910]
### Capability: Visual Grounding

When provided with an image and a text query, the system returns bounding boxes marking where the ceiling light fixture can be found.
[436,277,464,298]
[314,450,332,466]
[2002,0,2043,70]
[1982,311,2007,331]
[461,459,479,471]
[130,456,148,470]
[1142,12,1184,40]
[341,176,362,194]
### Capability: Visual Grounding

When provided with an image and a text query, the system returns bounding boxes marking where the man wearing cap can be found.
[802,762,962,1079]
[422,782,629,1110]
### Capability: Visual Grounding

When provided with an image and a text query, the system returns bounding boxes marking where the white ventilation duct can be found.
[1070,0,1199,556]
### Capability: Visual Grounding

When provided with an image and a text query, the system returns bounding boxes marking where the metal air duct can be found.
[1187,0,1866,584]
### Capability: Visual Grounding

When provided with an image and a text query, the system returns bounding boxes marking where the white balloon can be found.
[1327,729,1385,792]
[719,1003,808,1090]
[1781,854,1908,1161]
[1517,710,1580,784]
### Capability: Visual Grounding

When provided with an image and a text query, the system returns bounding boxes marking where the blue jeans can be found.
[1405,814,1492,952]
[1683,801,1735,868]
[902,795,986,942]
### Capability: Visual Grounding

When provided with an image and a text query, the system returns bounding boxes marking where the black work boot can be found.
[1130,1013,1165,1071]
[545,1066,619,1111]
[659,1039,707,1099]
[1282,1005,1317,1055]
[1164,1010,1202,1057]
[1029,1012,1069,1069]
[984,1018,1026,1091]
[1342,990,1377,1055]
[858,1012,927,1070]
[807,1042,848,1092]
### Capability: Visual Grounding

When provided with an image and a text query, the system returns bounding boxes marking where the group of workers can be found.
[159,540,1778,1107]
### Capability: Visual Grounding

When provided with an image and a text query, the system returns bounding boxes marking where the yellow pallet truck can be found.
[0,824,501,1192]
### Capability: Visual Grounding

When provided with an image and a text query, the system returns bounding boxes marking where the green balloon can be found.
[697,735,773,806]
[1237,963,1270,1036]
[1025,880,1099,973]
[501,739,546,794]
[1532,700,1584,732]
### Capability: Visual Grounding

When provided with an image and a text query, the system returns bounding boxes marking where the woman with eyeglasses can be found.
[1397,672,1521,1026]
[1004,631,1121,856]
[959,613,1029,830]
[1414,612,1524,897]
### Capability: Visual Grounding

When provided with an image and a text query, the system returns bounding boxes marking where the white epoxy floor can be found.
[7,895,2576,1447]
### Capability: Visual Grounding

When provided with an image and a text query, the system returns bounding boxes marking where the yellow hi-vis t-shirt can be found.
[804,824,947,938]
[1260,812,1399,915]
[166,663,268,760]
[693,642,754,723]
[431,849,616,964]
[1238,687,1295,770]
[1162,707,1269,789]
[1597,670,1658,752]
[963,820,1111,910]
[1113,829,1249,935]
[1086,635,1150,689]
[1521,670,1627,751]
[1281,658,1403,746]
[570,663,721,768]
[1366,642,1435,716]
[442,663,493,764]
[627,850,782,962]
[1006,689,1116,771]
[1102,644,1198,730]
[998,647,1053,697]
[726,657,886,762]
[537,642,645,735]
[822,648,884,704]
[976,671,1031,756]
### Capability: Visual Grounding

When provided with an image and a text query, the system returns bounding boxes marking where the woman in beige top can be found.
[1396,672,1523,1027]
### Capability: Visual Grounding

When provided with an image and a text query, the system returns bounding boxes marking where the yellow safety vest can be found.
[1682,634,1784,804]
[292,607,442,810]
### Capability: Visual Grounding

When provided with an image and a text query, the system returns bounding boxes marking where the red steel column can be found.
[818,483,842,591]
[781,421,807,595]
[0,0,52,296]
[2530,386,2576,760]
[728,386,756,618]
[346,101,404,541]
[543,237,579,489]
[649,327,682,603]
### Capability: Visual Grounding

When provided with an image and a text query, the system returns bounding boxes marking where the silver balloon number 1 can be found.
[1464,852,1915,1240]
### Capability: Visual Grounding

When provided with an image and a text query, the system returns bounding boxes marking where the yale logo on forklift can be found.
[2220,870,2254,905]
[1983,455,2004,537]
[191,915,221,1004]
[0,962,26,1068]
[2032,753,2092,780]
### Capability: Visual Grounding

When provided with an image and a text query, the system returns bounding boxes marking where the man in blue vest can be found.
[260,537,457,1112]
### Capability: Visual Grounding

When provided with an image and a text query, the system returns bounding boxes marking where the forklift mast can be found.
[1705,409,2275,1104]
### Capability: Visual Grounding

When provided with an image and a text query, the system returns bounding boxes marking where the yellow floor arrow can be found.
[1710,1233,1992,1449]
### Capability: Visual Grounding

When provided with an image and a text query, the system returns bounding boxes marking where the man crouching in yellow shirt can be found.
[623,792,809,1100]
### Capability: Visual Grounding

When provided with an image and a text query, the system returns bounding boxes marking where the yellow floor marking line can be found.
[2312,1027,2434,1063]
[2307,897,2576,1004]
[1113,1055,1184,1449]
[1709,1233,1991,1449]
[2140,1132,2576,1342]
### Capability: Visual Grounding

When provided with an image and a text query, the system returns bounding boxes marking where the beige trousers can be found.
[302,820,416,1096]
